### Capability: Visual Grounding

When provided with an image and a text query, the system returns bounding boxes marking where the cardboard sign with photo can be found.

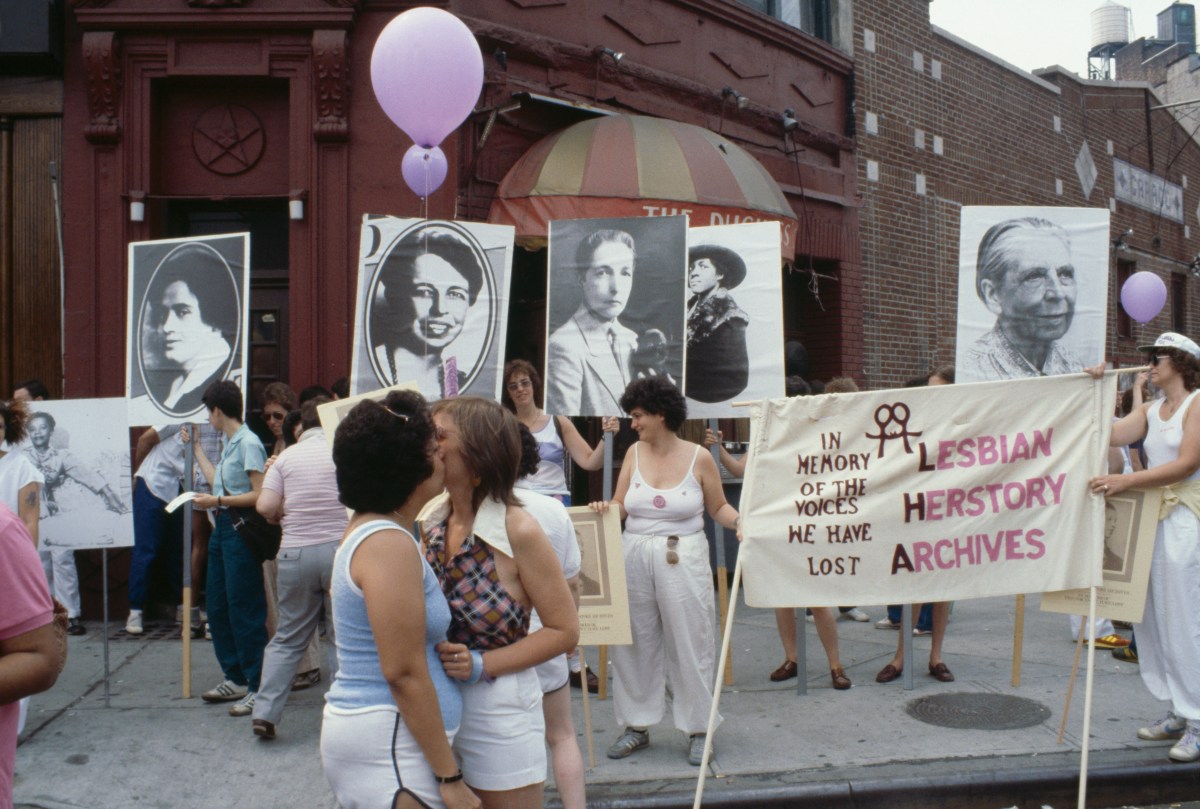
[16,398,134,549]
[545,215,688,418]
[350,217,514,402]
[685,222,785,418]
[955,206,1110,384]
[127,234,250,427]
[568,507,632,646]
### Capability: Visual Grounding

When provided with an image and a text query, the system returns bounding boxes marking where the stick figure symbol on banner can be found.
[864,402,922,458]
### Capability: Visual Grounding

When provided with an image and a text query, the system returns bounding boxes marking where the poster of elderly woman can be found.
[127,234,249,426]
[16,399,133,549]
[684,222,785,418]
[350,217,513,401]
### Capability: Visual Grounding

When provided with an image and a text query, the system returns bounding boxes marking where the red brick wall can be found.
[854,0,1200,389]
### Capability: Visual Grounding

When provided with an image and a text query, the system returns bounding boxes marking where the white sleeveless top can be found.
[624,444,705,535]
[1143,389,1200,481]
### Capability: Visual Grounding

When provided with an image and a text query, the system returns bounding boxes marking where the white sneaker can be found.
[875,617,900,630]
[125,610,144,635]
[1169,723,1200,762]
[229,691,257,717]
[201,679,248,703]
[843,607,870,622]
[1138,711,1187,741]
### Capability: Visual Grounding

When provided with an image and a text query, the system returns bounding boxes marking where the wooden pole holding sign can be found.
[595,430,614,702]
[708,419,733,686]
[1011,594,1025,687]
[181,427,196,699]
[692,553,743,808]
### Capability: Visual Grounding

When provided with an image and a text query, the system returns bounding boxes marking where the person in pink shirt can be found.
[0,501,66,809]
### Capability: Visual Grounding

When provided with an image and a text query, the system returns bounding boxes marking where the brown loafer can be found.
[928,662,955,682]
[769,660,798,682]
[875,663,903,683]
[831,667,851,690]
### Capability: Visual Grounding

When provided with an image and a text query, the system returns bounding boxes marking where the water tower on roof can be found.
[1089,0,1133,79]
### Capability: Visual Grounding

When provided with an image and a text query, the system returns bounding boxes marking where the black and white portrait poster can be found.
[127,233,250,426]
[350,217,514,402]
[16,399,133,549]
[685,222,784,418]
[955,206,1109,384]
[545,216,687,418]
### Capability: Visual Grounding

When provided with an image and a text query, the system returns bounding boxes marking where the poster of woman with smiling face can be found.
[350,217,514,402]
[126,233,249,427]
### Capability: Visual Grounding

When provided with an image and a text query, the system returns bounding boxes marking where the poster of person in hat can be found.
[127,234,249,426]
[685,223,784,418]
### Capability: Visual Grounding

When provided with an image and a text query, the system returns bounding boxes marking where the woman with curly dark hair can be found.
[684,244,749,404]
[1088,333,1200,763]
[321,391,480,809]
[590,377,739,767]
[419,396,577,808]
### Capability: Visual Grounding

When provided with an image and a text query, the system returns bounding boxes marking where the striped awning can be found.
[488,114,799,253]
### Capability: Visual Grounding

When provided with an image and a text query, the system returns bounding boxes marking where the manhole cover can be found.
[905,692,1050,730]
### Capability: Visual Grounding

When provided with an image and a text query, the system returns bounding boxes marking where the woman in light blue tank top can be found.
[320,391,480,809]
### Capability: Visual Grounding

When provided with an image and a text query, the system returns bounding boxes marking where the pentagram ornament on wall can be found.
[192,104,266,175]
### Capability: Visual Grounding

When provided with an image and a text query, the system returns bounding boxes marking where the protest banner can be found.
[738,373,1116,607]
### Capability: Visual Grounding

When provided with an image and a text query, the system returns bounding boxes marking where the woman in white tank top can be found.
[589,377,739,768]
[1087,332,1200,763]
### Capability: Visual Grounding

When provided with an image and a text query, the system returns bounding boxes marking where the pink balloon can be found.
[1120,271,1167,323]
[401,145,448,198]
[370,8,484,148]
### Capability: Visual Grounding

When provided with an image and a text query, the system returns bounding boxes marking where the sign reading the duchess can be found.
[739,375,1116,607]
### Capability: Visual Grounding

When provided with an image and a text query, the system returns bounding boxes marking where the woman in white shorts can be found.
[419,396,578,808]
[320,392,479,809]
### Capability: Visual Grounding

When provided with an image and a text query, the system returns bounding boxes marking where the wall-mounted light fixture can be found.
[781,108,800,133]
[721,86,749,110]
[289,189,307,221]
[596,46,625,66]
[129,190,145,223]
[1113,227,1133,251]
[492,47,508,71]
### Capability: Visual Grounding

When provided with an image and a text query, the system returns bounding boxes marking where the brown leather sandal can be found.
[831,666,851,690]
[769,660,798,682]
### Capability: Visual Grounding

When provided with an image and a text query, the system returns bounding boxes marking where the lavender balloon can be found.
[1120,271,1167,323]
[370,8,484,148]
[401,145,448,198]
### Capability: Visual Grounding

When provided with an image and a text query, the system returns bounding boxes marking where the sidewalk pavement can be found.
[13,592,1200,809]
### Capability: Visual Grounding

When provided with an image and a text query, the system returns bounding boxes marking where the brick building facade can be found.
[854,0,1200,389]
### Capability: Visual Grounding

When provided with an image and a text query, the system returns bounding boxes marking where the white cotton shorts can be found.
[534,652,569,694]
[321,705,456,809]
[456,667,546,791]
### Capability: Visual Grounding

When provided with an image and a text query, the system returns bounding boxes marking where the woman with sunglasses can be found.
[260,383,298,457]
[590,377,739,767]
[500,359,617,505]
[1088,333,1200,763]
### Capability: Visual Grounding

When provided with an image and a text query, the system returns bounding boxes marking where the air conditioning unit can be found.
[0,0,65,74]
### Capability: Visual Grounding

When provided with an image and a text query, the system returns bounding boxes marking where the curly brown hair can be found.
[1154,347,1200,391]
[0,398,30,445]
[261,381,298,412]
